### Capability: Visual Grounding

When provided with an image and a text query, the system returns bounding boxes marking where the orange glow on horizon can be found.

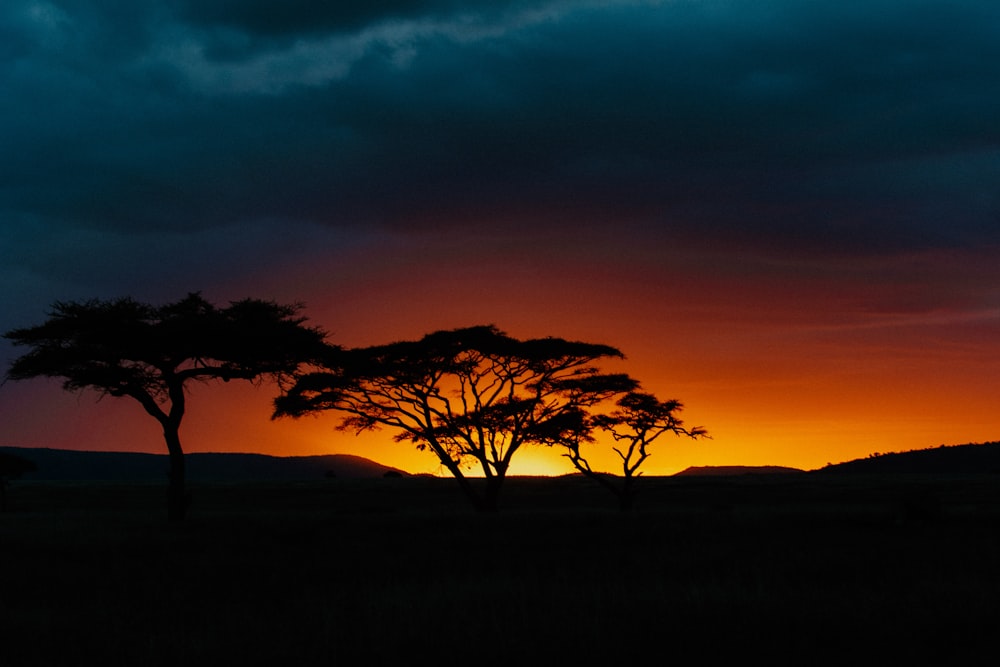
[4,367,996,477]
[2,241,998,477]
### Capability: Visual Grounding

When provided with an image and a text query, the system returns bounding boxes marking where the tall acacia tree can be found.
[275,325,637,511]
[3,293,328,520]
[561,391,707,510]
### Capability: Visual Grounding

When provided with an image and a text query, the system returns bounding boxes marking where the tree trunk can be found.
[480,476,504,513]
[617,476,637,512]
[570,462,627,511]
[163,425,188,521]
[443,462,493,512]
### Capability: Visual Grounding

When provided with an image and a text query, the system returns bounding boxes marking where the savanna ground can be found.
[2,473,1000,666]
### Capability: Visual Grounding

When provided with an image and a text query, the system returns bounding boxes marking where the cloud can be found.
[170,0,528,40]
[2,0,999,258]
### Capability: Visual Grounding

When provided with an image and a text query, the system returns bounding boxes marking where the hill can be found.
[816,441,1000,475]
[0,447,407,482]
[674,465,804,477]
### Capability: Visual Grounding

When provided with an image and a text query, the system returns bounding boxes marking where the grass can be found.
[2,474,1000,665]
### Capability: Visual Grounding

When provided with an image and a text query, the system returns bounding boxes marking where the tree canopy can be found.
[275,324,637,511]
[4,293,329,519]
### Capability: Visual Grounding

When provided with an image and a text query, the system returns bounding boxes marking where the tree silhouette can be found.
[0,451,37,513]
[275,325,636,511]
[3,293,328,520]
[561,391,707,510]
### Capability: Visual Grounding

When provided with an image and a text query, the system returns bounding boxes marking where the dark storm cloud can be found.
[3,0,1000,270]
[306,0,1000,254]
[171,0,525,40]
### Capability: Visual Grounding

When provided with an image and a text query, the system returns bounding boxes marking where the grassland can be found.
[2,473,999,665]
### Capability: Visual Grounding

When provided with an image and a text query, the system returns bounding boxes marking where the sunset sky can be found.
[2,0,999,476]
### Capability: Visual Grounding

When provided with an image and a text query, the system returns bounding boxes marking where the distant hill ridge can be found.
[5,440,999,482]
[673,441,1000,477]
[674,465,804,477]
[0,447,407,482]
[817,441,1000,475]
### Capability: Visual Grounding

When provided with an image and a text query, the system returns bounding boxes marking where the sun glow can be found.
[504,448,577,477]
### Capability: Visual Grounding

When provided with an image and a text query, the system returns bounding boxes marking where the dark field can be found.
[3,474,1000,665]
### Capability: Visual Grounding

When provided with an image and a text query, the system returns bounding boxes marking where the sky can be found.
[1,0,999,476]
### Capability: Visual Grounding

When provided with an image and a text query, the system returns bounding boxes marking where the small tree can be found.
[3,293,328,520]
[0,451,37,513]
[275,325,637,511]
[562,391,707,510]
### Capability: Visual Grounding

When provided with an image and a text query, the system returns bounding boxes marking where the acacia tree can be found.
[561,391,707,510]
[275,325,637,511]
[3,293,328,520]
